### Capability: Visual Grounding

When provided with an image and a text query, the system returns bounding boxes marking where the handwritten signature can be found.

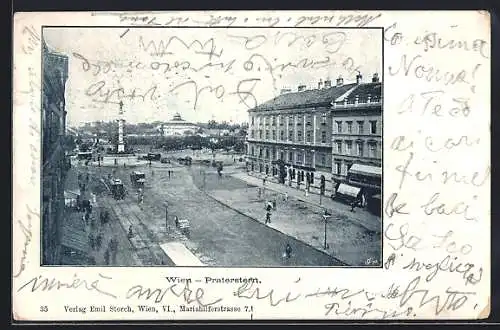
[17,273,117,298]
[126,278,222,307]
[234,279,301,307]
[13,205,37,278]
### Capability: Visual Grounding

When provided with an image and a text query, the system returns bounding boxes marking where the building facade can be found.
[247,77,360,195]
[42,40,69,264]
[331,74,382,210]
[158,113,199,136]
[246,73,382,209]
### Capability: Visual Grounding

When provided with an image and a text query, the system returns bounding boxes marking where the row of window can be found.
[251,113,329,126]
[250,120,379,138]
[333,140,379,158]
[336,120,377,135]
[249,147,330,166]
[250,129,329,143]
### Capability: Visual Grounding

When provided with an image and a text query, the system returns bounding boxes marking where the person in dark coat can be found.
[96,232,102,249]
[285,243,292,259]
[265,211,271,224]
[104,248,110,265]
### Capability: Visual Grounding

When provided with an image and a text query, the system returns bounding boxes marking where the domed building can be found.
[157,113,200,136]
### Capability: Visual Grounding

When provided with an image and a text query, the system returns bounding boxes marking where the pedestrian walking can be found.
[265,211,271,224]
[104,248,110,265]
[168,170,171,179]
[285,243,292,259]
[89,233,95,250]
[284,192,288,202]
[350,201,356,212]
[96,232,102,249]
[128,225,134,238]
[109,238,118,263]
[272,199,277,209]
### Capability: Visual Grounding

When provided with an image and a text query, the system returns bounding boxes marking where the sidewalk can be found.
[205,172,381,266]
[233,171,381,233]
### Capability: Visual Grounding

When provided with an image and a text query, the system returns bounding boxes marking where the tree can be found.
[207,120,217,129]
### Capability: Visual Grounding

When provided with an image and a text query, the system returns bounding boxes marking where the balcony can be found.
[332,98,382,109]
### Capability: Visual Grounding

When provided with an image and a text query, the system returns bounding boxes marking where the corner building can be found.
[331,74,382,212]
[247,77,357,195]
[246,73,382,205]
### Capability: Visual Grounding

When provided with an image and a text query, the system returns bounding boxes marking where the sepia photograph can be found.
[41,26,382,268]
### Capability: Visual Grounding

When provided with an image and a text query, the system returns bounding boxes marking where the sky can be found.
[43,27,382,127]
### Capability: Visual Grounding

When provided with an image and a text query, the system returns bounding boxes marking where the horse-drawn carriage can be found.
[130,171,146,188]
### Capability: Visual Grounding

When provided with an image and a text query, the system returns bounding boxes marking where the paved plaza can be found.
[63,154,381,267]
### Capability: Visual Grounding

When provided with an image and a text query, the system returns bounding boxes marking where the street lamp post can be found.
[165,202,169,231]
[322,210,331,250]
[202,170,206,190]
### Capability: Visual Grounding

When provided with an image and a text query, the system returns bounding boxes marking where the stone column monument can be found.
[117,100,125,153]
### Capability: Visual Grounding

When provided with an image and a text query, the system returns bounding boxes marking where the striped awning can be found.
[349,164,382,177]
[337,184,361,198]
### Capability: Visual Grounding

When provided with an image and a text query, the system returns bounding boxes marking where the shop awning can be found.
[337,183,361,198]
[349,164,382,177]
[64,190,80,199]
[160,242,205,266]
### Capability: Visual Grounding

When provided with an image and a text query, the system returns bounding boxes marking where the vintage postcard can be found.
[12,10,490,321]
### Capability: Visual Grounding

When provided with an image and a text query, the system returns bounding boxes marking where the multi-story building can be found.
[246,76,361,195]
[246,73,382,210]
[331,73,382,211]
[41,39,69,264]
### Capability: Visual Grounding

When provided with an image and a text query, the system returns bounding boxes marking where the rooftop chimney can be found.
[336,76,344,87]
[318,78,323,90]
[280,88,292,95]
[298,84,307,92]
[324,78,332,88]
[356,71,363,84]
[372,73,380,83]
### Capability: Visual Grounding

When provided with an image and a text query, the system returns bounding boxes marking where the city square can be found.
[42,27,382,267]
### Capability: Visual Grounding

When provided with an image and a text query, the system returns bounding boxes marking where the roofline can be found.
[248,82,380,113]
[249,100,333,112]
